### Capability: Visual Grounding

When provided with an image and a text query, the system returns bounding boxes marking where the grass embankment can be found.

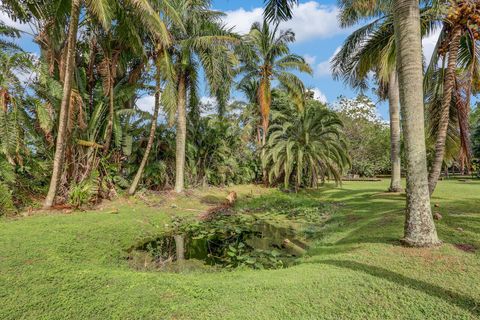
[1,180,479,319]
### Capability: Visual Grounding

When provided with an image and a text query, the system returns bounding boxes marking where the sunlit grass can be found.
[1,180,479,319]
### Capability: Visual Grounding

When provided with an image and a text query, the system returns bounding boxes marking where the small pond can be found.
[127,217,308,271]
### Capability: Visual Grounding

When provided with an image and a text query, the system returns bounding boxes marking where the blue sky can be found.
[1,0,443,121]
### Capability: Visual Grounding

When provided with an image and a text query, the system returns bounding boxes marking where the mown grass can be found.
[1,179,479,319]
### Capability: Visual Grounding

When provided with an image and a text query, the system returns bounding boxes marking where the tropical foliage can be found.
[264,94,350,189]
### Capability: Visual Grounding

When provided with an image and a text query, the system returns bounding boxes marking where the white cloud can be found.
[223,7,263,35]
[136,95,155,114]
[422,28,441,65]
[311,88,328,103]
[223,2,346,42]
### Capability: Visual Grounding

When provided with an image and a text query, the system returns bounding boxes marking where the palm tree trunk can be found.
[259,77,271,185]
[388,71,402,192]
[428,25,462,195]
[393,0,440,247]
[175,74,187,193]
[43,0,80,209]
[128,68,161,195]
[103,79,115,154]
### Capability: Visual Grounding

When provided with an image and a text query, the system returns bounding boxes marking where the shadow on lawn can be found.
[320,259,480,317]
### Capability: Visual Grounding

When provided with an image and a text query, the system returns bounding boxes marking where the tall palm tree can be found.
[128,56,162,195]
[264,0,298,22]
[332,11,402,192]
[427,0,480,194]
[393,0,440,246]
[331,0,440,246]
[333,2,446,192]
[43,0,81,208]
[163,0,237,193]
[238,21,312,182]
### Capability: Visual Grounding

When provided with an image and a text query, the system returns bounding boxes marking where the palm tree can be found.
[264,96,350,190]
[163,0,237,193]
[128,57,162,195]
[43,0,81,208]
[427,0,480,194]
[264,0,298,22]
[333,1,448,192]
[238,21,312,182]
[393,0,440,246]
[332,11,403,192]
[332,0,440,246]
[38,0,173,207]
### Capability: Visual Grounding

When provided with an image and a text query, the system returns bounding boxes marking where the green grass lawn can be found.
[1,179,479,319]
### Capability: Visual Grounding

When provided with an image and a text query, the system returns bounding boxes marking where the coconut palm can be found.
[332,11,403,192]
[263,96,350,190]
[333,1,450,193]
[128,57,162,195]
[162,0,238,193]
[426,0,480,194]
[239,21,312,147]
[264,0,298,22]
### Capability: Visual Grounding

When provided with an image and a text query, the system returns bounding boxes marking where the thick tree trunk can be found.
[393,0,440,247]
[388,71,403,192]
[175,75,187,193]
[428,26,462,195]
[43,0,80,209]
[128,69,161,195]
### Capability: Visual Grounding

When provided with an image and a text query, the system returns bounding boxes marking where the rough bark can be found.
[388,71,403,192]
[428,26,463,195]
[393,0,440,247]
[103,79,115,154]
[44,0,80,208]
[128,69,161,195]
[174,75,187,193]
[174,235,185,261]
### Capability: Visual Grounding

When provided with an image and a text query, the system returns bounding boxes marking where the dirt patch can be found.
[454,243,476,253]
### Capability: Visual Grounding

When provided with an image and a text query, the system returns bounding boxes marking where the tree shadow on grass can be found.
[319,259,480,317]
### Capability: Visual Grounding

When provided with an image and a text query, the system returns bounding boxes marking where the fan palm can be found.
[263,99,350,190]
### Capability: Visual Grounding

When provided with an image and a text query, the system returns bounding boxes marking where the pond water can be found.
[127,218,308,270]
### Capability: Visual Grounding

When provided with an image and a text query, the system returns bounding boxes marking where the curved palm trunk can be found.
[128,70,161,195]
[428,26,463,195]
[388,71,402,192]
[44,0,80,209]
[175,74,187,193]
[393,0,440,247]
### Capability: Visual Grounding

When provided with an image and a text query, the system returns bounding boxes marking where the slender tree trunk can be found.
[428,26,462,195]
[175,75,187,193]
[103,79,115,154]
[259,77,271,185]
[388,71,403,192]
[43,0,80,209]
[393,0,440,247]
[128,68,161,195]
